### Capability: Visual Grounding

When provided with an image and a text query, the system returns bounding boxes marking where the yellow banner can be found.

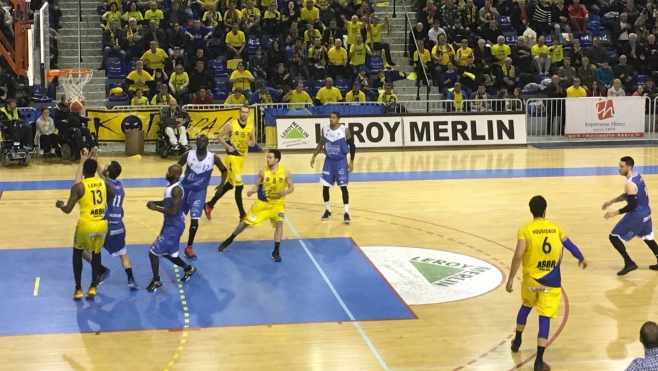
[86,107,255,141]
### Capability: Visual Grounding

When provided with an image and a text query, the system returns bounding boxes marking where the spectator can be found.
[551,0,571,37]
[126,62,154,100]
[283,81,313,104]
[242,0,262,37]
[608,78,626,96]
[322,19,344,47]
[349,34,373,77]
[369,17,395,66]
[281,1,299,36]
[431,34,453,78]
[644,34,658,75]
[225,23,247,61]
[470,84,491,111]
[100,20,125,71]
[315,77,343,104]
[409,22,428,59]
[549,37,564,71]
[586,36,607,67]
[510,88,524,110]
[355,68,378,101]
[189,48,209,73]
[168,24,187,57]
[587,80,606,96]
[144,20,167,52]
[35,107,59,155]
[131,88,150,105]
[249,46,268,80]
[144,1,165,27]
[532,36,552,76]
[622,33,646,74]
[420,0,438,29]
[446,82,467,111]
[530,0,553,36]
[414,41,433,86]
[202,4,221,31]
[263,3,281,37]
[625,321,658,370]
[614,55,636,91]
[300,0,320,30]
[463,0,479,32]
[614,13,633,51]
[0,99,30,149]
[192,85,213,104]
[494,89,508,111]
[645,78,658,98]
[446,19,468,51]
[271,63,293,94]
[162,98,189,150]
[230,61,254,99]
[427,20,446,47]
[327,38,349,79]
[474,38,493,75]
[151,82,174,105]
[478,0,499,27]
[124,18,144,62]
[164,1,188,29]
[224,1,244,30]
[345,82,366,102]
[140,40,169,75]
[455,39,473,67]
[439,0,462,29]
[596,60,614,90]
[566,77,587,97]
[378,83,398,104]
[225,87,248,105]
[545,74,566,134]
[169,64,190,102]
[304,22,322,48]
[460,56,481,95]
[633,84,648,97]
[558,57,576,88]
[188,60,216,99]
[568,0,589,34]
[101,2,122,30]
[577,56,597,90]
[345,15,364,50]
[123,2,145,26]
[440,61,459,95]
[511,0,530,35]
[185,19,213,58]
[481,19,502,46]
[248,81,282,104]
[498,57,518,91]
[622,0,641,25]
[309,37,328,81]
[491,35,511,69]
[268,40,286,77]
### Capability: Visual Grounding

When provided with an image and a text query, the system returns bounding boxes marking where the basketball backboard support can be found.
[28,3,50,88]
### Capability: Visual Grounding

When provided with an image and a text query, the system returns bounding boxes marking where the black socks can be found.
[609,234,634,265]
[235,185,245,216]
[73,248,83,290]
[187,220,198,246]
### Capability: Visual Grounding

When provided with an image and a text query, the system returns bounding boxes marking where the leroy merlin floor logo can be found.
[362,246,503,305]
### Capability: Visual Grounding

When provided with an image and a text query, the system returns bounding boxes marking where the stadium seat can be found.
[367,57,384,71]
[216,81,230,93]
[127,60,137,72]
[247,36,261,55]
[32,84,53,103]
[589,14,600,22]
[214,89,228,100]
[335,79,350,96]
[505,35,518,45]
[587,20,601,36]
[302,80,310,93]
[313,79,324,94]
[599,31,612,46]
[607,52,619,63]
[543,34,552,44]
[209,59,228,78]
[107,61,126,79]
[634,75,648,86]
[498,16,512,31]
[578,34,592,49]
[108,83,128,102]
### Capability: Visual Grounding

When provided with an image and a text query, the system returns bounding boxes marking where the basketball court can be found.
[2,147,658,370]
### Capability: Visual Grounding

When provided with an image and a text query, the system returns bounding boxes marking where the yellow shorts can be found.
[244,200,285,228]
[74,221,108,254]
[226,155,245,187]
[521,275,562,318]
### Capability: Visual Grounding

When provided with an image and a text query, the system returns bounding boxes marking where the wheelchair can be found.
[1,120,31,167]
[56,115,97,161]
[155,125,189,159]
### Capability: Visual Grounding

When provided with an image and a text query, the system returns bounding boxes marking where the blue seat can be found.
[108,83,128,102]
[498,16,512,31]
[579,34,592,49]
[107,61,126,79]
[247,37,261,55]
[505,35,518,45]
[543,34,553,44]
[607,52,619,63]
[634,75,648,86]
[335,79,350,96]
[209,59,229,78]
[32,84,53,103]
[589,14,600,22]
[216,81,230,93]
[367,57,384,71]
[302,80,310,93]
[127,60,137,72]
[313,79,324,94]
[214,89,228,100]
[599,31,612,45]
[587,21,601,36]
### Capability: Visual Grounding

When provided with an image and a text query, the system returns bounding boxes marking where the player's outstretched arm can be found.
[56,183,84,214]
[561,236,587,268]
[604,182,637,219]
[310,136,325,168]
[247,170,264,197]
[602,193,628,210]
[74,150,93,184]
[279,170,295,197]
[506,238,526,293]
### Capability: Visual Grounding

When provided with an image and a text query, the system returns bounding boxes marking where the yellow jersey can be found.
[140,48,169,70]
[517,218,565,287]
[349,44,370,66]
[413,49,431,63]
[455,47,473,66]
[300,6,319,21]
[224,94,247,105]
[550,45,563,64]
[225,30,246,48]
[127,70,153,91]
[327,46,347,66]
[316,86,343,103]
[230,69,254,91]
[491,44,511,66]
[345,90,366,102]
[170,72,189,90]
[78,177,107,224]
[144,9,164,25]
[288,90,313,104]
[258,165,286,204]
[367,24,383,43]
[131,96,149,105]
[432,44,454,66]
[346,21,362,45]
[531,44,550,57]
[229,119,254,156]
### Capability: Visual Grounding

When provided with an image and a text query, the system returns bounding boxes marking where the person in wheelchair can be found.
[160,98,190,150]
[0,99,32,149]
[54,97,97,158]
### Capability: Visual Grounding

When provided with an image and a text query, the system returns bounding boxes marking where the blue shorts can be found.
[321,157,348,187]
[611,213,653,242]
[104,223,126,256]
[150,225,185,257]
[182,188,207,220]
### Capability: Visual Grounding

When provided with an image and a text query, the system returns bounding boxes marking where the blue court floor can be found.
[1,238,414,336]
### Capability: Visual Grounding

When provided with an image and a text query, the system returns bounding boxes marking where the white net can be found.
[60,69,93,106]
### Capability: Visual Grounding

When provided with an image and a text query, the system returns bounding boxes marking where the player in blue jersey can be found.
[603,156,658,276]
[145,164,197,293]
[177,134,227,260]
[73,150,137,290]
[310,111,356,224]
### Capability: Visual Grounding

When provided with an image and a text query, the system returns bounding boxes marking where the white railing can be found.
[396,99,524,114]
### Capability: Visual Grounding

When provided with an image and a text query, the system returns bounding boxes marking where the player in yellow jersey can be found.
[56,152,116,300]
[507,196,587,371]
[205,105,256,221]
[217,150,294,262]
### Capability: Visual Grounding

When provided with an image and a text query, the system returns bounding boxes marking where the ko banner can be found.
[86,107,254,141]
[276,116,403,149]
[565,97,646,138]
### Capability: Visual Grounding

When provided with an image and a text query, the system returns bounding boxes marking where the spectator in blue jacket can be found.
[595,60,615,91]
[248,82,283,104]
[440,61,460,95]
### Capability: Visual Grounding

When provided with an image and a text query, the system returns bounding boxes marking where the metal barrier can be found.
[324,102,386,107]
[400,0,431,100]
[396,99,524,114]
[526,96,655,142]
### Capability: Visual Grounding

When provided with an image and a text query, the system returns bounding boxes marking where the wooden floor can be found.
[3,147,658,371]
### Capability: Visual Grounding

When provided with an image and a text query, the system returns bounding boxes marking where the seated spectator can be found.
[446,82,467,112]
[368,17,395,66]
[249,81,283,104]
[566,77,587,97]
[164,1,188,30]
[124,18,144,62]
[645,35,658,75]
[568,0,589,34]
[420,0,438,29]
[345,82,366,102]
[446,19,468,51]
[470,84,491,111]
[558,57,576,88]
[577,56,596,90]
[126,61,154,100]
[268,40,287,77]
[315,77,343,105]
[511,0,530,34]
[414,41,433,86]
[35,107,59,155]
[141,41,169,75]
[460,56,481,95]
[595,60,614,91]
[185,19,213,58]
[327,39,350,79]
[0,99,31,149]
[151,83,174,105]
[455,39,473,67]
[510,88,525,110]
[188,60,216,100]
[531,36,551,76]
[480,19,502,46]
[645,78,658,98]
[144,20,167,52]
[230,61,254,99]
[281,1,300,36]
[625,321,658,370]
[224,1,244,30]
[168,24,187,57]
[304,22,322,49]
[494,89,508,111]
[202,4,221,30]
[283,81,313,105]
[225,23,248,61]
[587,80,606,96]
[440,61,459,95]
[323,19,344,47]
[498,57,518,91]
[615,13,633,51]
[431,34,452,81]
[608,78,626,96]
[189,48,209,73]
[249,46,268,80]
[161,98,190,150]
[354,68,378,101]
[225,88,248,105]
[271,63,294,94]
[530,0,553,36]
[101,2,122,30]
[262,3,281,37]
[131,88,150,105]
[242,0,262,37]
[474,39,493,75]
[100,20,125,71]
[439,0,462,30]
[378,83,398,104]
[192,85,213,104]
[169,64,190,102]
[491,35,511,71]
[478,0,499,28]
[622,0,641,25]
[463,0,479,32]
[512,36,532,73]
[622,33,646,74]
[355,1,371,23]
[309,37,329,81]
[301,0,321,30]
[633,84,648,97]
[549,37,564,70]
[409,22,428,59]
[152,68,169,94]
[144,1,165,27]
[427,20,446,48]
[123,2,144,26]
[586,37,607,67]
[614,55,636,91]
[168,47,187,75]
[551,0,570,37]
[349,34,373,77]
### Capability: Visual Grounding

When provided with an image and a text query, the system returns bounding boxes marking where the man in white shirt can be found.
[427,20,447,47]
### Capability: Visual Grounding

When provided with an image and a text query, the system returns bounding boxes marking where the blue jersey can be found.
[181,149,215,192]
[322,125,349,161]
[105,178,124,225]
[628,173,651,216]
[163,182,186,229]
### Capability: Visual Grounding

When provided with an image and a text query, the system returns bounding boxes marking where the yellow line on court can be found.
[33,277,40,296]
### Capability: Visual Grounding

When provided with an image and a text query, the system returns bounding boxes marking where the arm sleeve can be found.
[562,238,584,261]
[347,135,355,161]
[618,194,638,215]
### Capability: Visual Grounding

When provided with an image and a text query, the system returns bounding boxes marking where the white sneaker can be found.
[38,149,44,155]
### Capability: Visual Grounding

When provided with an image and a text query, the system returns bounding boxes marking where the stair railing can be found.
[400,0,430,101]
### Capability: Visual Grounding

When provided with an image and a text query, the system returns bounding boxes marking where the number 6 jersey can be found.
[517,218,566,288]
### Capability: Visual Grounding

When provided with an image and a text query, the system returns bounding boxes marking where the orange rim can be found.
[46,68,93,82]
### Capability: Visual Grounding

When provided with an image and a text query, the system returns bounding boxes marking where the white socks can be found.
[344,204,349,213]
[325,202,331,212]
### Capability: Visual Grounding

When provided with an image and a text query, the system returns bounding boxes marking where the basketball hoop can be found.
[47,68,93,111]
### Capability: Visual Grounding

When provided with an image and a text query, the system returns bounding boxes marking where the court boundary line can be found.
[285,216,390,371]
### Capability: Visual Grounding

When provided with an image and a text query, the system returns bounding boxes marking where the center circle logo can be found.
[361,246,503,305]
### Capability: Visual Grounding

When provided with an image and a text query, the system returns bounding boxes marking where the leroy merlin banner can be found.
[86,107,254,141]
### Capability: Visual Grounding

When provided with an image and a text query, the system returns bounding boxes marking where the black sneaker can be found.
[650,264,658,271]
[146,279,163,293]
[218,240,232,251]
[321,210,332,221]
[511,338,522,353]
[272,250,282,262]
[180,266,197,282]
[344,213,351,224]
[617,263,638,276]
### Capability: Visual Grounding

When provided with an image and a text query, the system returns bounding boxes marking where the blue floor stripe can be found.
[1,165,655,191]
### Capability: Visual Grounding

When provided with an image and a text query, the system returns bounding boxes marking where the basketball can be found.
[69,100,84,112]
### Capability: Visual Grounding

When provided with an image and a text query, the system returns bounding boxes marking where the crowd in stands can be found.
[99,0,405,107]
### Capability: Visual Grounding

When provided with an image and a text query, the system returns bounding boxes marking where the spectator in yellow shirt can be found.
[230,61,255,98]
[122,2,144,24]
[368,16,395,66]
[224,1,244,29]
[531,36,551,76]
[101,3,122,30]
[126,61,154,100]
[140,41,169,74]
[300,0,321,29]
[455,39,473,67]
[345,15,363,48]
[566,77,587,97]
[242,0,261,36]
[144,1,164,26]
[131,89,150,106]
[414,41,433,87]
[169,64,190,102]
[378,83,398,104]
[283,81,314,107]
[151,83,174,105]
[349,35,373,76]
[345,82,366,102]
[327,39,349,80]
[315,77,343,104]
[225,87,248,105]
[491,35,511,67]
[225,23,247,61]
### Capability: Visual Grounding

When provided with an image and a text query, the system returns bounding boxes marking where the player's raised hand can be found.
[505,280,514,293]
[80,149,91,161]
[310,155,316,168]
[579,259,588,269]
[55,200,65,209]
[602,201,612,210]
